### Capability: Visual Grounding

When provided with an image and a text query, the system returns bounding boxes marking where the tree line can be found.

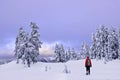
[54,26,120,63]
[15,23,120,67]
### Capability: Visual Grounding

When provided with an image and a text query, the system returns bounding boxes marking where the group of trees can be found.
[54,44,80,62]
[81,26,120,62]
[15,23,120,65]
[14,22,42,67]
[54,26,120,62]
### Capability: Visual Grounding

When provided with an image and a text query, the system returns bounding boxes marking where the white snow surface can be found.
[0,59,120,80]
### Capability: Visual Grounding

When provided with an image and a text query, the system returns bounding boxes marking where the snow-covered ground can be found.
[0,59,120,80]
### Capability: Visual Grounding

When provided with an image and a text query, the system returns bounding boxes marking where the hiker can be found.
[85,56,92,75]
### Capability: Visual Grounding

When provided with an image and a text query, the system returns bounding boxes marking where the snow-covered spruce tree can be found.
[54,44,66,62]
[29,22,42,63]
[76,52,81,60]
[108,27,119,60]
[95,29,102,60]
[60,44,66,62]
[70,48,77,60]
[54,44,61,62]
[15,22,42,67]
[67,48,71,60]
[23,40,35,67]
[81,42,90,59]
[90,33,97,59]
[14,27,28,64]
[108,32,113,60]
[94,26,109,60]
[118,28,120,59]
[64,50,70,62]
[80,42,84,59]
[99,26,109,61]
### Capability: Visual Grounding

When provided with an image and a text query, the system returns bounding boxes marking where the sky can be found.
[0,0,120,56]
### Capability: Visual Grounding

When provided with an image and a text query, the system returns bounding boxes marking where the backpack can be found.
[87,59,91,66]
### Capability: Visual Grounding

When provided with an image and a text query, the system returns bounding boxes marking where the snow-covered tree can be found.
[22,22,42,67]
[99,26,109,61]
[29,22,42,63]
[108,32,113,60]
[76,52,81,60]
[94,28,102,59]
[60,44,66,62]
[94,26,109,60]
[14,27,28,64]
[108,27,119,60]
[65,51,70,61]
[118,28,120,59]
[67,48,71,60]
[70,48,77,60]
[90,33,97,59]
[81,42,90,59]
[90,26,120,61]
[23,40,35,67]
[54,44,61,62]
[15,22,42,67]
[54,44,66,62]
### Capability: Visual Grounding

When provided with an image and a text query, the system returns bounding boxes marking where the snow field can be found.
[0,60,120,80]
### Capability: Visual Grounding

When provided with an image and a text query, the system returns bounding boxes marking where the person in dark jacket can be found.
[85,56,92,75]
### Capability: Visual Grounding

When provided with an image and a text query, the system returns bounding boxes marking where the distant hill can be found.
[0,55,14,65]
[0,54,14,60]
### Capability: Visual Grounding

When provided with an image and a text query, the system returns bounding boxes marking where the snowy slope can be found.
[0,60,120,80]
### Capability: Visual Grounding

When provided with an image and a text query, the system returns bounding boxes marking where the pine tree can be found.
[14,27,28,64]
[90,26,120,61]
[95,28,102,59]
[90,33,97,59]
[54,44,66,62]
[108,27,119,60]
[54,44,61,62]
[99,26,109,61]
[94,26,109,60]
[70,48,77,60]
[24,40,35,67]
[67,48,71,60]
[15,22,42,67]
[65,51,70,62]
[22,22,42,67]
[60,44,66,62]
[81,42,89,59]
[108,32,113,60]
[29,22,42,63]
[76,52,81,60]
[118,28,120,59]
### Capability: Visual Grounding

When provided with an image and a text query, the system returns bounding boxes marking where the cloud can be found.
[39,42,55,56]
[39,40,80,56]
[39,41,65,56]
[0,39,79,56]
[0,38,15,56]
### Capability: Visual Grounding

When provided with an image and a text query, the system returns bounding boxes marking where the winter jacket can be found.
[85,56,92,67]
